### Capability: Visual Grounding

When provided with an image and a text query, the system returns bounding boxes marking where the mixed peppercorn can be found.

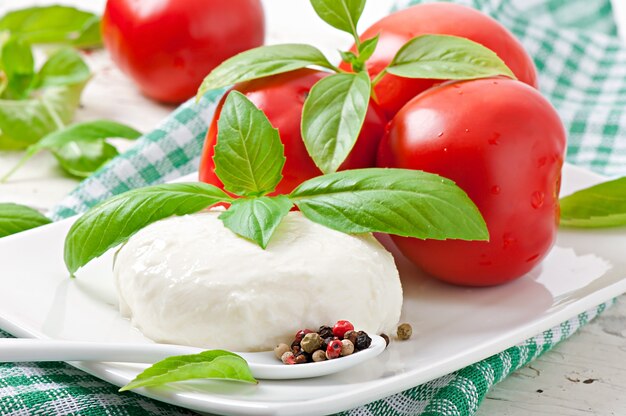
[275,320,376,364]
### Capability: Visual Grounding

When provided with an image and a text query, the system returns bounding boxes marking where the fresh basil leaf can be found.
[120,350,257,392]
[214,91,285,196]
[52,140,119,178]
[357,34,379,63]
[301,72,371,174]
[219,195,293,248]
[290,168,488,241]
[64,183,232,274]
[0,82,86,150]
[35,48,90,88]
[0,6,102,47]
[197,44,334,99]
[340,50,358,65]
[1,37,34,99]
[560,177,626,228]
[0,203,51,238]
[310,0,366,36]
[386,34,516,80]
[69,16,102,49]
[33,120,140,151]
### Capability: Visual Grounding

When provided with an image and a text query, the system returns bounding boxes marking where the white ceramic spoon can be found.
[0,335,386,380]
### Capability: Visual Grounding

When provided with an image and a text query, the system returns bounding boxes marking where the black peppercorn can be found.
[354,331,372,350]
[318,325,333,339]
[380,333,390,347]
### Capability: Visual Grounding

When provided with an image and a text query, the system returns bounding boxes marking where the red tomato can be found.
[340,2,538,118]
[377,78,566,286]
[199,69,387,195]
[102,0,265,104]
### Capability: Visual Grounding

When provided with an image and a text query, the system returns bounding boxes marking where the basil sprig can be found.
[64,92,487,274]
[120,350,257,392]
[195,0,516,183]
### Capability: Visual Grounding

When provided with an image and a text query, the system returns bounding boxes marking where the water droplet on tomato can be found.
[437,132,444,137]
[490,186,501,195]
[531,191,545,209]
[502,233,516,249]
[526,253,540,262]
[488,132,501,145]
[443,148,448,152]
[537,156,547,167]
[464,128,470,133]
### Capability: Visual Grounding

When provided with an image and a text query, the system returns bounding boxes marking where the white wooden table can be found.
[0,1,624,414]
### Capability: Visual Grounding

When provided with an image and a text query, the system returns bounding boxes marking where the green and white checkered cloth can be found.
[2,0,625,414]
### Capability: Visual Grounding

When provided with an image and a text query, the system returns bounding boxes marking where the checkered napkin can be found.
[2,0,625,415]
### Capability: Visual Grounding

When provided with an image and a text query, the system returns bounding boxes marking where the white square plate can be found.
[0,164,625,416]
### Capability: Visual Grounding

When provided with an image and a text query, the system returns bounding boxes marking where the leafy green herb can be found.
[219,196,293,248]
[64,183,232,274]
[290,168,489,240]
[0,83,85,149]
[214,91,285,196]
[1,120,141,182]
[356,34,379,65]
[560,177,626,228]
[383,34,516,82]
[0,203,51,238]
[0,5,102,48]
[52,140,119,178]
[34,47,91,88]
[119,350,257,392]
[1,37,35,99]
[196,44,336,99]
[301,72,371,174]
[310,0,366,44]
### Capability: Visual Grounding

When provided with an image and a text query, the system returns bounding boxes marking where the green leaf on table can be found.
[289,168,489,240]
[64,183,232,274]
[301,71,371,174]
[33,119,141,152]
[120,350,257,392]
[0,81,86,150]
[560,177,626,228]
[35,48,90,88]
[69,15,102,49]
[385,34,516,80]
[52,140,119,178]
[213,91,285,196]
[310,0,366,36]
[1,119,140,182]
[0,5,102,47]
[1,37,35,99]
[219,195,293,248]
[0,203,51,238]
[197,44,335,99]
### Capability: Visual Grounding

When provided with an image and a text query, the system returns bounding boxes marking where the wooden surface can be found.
[0,1,625,415]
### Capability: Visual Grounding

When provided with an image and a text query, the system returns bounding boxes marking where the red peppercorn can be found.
[332,320,354,339]
[294,329,313,343]
[326,339,342,359]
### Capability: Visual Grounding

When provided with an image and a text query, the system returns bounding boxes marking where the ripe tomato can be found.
[377,78,566,286]
[102,0,265,104]
[340,2,538,118]
[199,69,387,195]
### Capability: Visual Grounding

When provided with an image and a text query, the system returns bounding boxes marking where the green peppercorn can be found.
[274,343,290,359]
[397,323,413,340]
[301,332,323,354]
[340,339,355,356]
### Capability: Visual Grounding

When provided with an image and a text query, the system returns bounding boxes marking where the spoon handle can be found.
[0,339,200,363]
